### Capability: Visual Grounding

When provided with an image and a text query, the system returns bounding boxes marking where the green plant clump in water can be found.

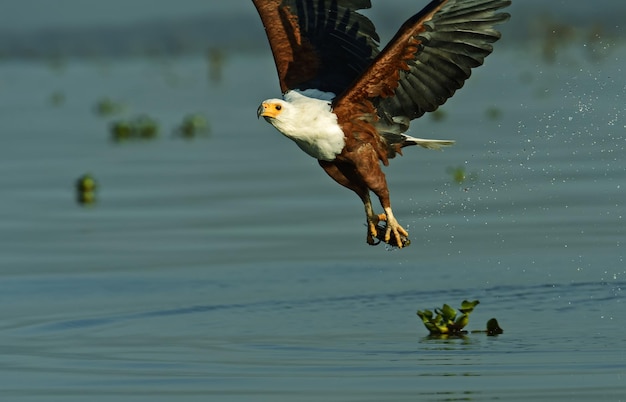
[76,174,97,205]
[134,115,159,138]
[446,165,479,185]
[417,300,479,336]
[94,97,125,117]
[446,165,467,184]
[110,115,159,142]
[417,300,503,337]
[483,318,504,336]
[174,113,211,139]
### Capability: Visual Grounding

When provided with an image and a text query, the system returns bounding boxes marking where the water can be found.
[1,5,625,401]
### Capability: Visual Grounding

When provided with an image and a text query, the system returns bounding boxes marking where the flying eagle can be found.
[253,0,511,248]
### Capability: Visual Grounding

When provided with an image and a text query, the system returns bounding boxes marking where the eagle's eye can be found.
[275,104,282,111]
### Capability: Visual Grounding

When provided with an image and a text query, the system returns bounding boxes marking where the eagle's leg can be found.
[318,158,408,247]
[319,160,384,246]
[357,155,410,248]
[363,194,387,245]
[367,185,409,248]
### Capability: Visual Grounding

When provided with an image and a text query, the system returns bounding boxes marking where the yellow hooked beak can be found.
[257,102,283,119]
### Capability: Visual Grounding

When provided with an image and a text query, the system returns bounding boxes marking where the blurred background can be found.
[1,1,624,57]
[0,1,624,400]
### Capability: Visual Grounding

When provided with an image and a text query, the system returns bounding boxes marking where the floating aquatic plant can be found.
[174,113,211,139]
[447,165,467,184]
[76,174,97,205]
[133,115,159,139]
[417,300,502,337]
[94,97,125,117]
[110,120,133,141]
[446,165,478,185]
[480,318,504,336]
[110,115,159,142]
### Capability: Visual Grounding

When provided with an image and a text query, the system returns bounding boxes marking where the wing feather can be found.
[333,0,510,129]
[252,0,380,94]
[378,0,511,123]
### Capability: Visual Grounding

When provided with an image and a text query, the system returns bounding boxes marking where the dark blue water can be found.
[0,2,625,400]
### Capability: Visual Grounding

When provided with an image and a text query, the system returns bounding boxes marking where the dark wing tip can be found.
[377,0,512,123]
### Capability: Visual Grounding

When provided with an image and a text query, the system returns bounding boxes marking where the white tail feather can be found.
[405,135,455,150]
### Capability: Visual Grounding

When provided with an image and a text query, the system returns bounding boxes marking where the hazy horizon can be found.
[1,0,623,59]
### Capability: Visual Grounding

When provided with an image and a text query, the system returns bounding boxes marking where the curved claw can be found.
[366,214,385,245]
[365,206,410,248]
[384,219,409,248]
[369,222,410,249]
[367,233,381,246]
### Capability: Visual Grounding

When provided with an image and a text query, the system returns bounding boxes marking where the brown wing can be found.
[252,0,380,94]
[333,0,511,127]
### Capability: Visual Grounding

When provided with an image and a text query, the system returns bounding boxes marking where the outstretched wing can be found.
[333,0,511,126]
[252,0,380,95]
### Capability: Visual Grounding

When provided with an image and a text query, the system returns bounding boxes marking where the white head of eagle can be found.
[257,90,346,161]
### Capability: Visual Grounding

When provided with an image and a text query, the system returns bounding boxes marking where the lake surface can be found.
[0,5,625,401]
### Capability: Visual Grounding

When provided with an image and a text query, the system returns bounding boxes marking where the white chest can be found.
[288,121,346,161]
[269,91,345,161]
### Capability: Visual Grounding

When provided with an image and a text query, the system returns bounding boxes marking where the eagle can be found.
[253,0,511,248]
